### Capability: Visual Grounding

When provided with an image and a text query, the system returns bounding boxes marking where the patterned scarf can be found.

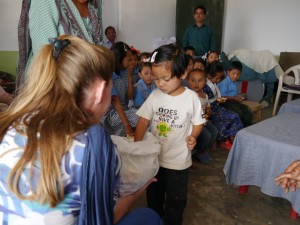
[16,0,103,92]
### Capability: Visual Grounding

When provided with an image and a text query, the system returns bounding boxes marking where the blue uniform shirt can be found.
[217,75,239,97]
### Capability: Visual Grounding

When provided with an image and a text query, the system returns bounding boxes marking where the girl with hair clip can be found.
[134,43,206,225]
[204,50,220,66]
[0,35,161,225]
[101,41,139,137]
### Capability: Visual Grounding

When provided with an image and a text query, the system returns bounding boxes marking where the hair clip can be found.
[48,37,71,60]
[142,57,151,62]
[150,51,158,63]
[130,46,140,54]
[123,43,128,52]
[201,52,207,60]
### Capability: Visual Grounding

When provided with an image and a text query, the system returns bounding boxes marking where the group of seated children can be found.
[184,46,253,162]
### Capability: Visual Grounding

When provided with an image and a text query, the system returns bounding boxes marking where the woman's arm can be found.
[113,178,156,224]
[0,86,13,105]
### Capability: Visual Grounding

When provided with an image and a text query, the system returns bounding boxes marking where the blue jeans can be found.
[196,121,218,153]
[116,208,161,225]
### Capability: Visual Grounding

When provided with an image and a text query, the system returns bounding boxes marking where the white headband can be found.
[150,51,158,63]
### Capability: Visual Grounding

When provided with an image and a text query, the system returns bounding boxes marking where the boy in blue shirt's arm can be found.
[217,61,253,127]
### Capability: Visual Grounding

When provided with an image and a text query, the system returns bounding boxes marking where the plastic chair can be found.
[272,64,300,115]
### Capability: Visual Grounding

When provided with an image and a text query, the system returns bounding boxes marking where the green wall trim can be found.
[0,51,19,77]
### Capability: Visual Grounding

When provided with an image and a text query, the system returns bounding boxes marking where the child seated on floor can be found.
[217,61,253,127]
[203,61,244,151]
[187,69,218,163]
[134,62,156,108]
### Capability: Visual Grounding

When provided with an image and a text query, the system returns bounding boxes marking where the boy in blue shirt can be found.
[217,61,253,127]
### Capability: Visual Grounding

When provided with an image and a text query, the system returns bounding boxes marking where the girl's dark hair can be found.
[110,41,130,74]
[184,45,195,52]
[194,57,206,66]
[138,52,151,61]
[131,49,139,57]
[206,61,224,77]
[138,61,151,73]
[228,61,243,72]
[187,68,206,80]
[150,43,186,79]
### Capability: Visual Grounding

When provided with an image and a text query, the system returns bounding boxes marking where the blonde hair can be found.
[0,35,114,207]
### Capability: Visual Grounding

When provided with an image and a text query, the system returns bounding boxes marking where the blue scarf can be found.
[78,125,116,225]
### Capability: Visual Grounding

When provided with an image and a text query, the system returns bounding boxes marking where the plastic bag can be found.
[111,132,161,196]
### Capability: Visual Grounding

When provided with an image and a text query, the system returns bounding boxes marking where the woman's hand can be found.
[275,160,300,193]
[114,178,157,224]
[0,86,13,105]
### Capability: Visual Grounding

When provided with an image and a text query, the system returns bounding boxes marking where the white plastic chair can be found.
[272,64,300,115]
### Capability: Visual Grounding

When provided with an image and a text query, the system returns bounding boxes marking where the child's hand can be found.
[233,95,244,102]
[205,106,212,117]
[127,66,134,77]
[216,97,227,103]
[125,125,135,136]
[186,135,196,151]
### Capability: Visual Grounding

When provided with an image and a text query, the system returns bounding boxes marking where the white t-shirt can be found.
[136,88,205,170]
[199,93,210,109]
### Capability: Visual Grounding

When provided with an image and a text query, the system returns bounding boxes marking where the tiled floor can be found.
[134,96,300,225]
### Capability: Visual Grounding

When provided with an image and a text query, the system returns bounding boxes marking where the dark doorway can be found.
[176,0,225,53]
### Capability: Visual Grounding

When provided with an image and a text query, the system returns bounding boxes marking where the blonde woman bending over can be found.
[0,35,160,225]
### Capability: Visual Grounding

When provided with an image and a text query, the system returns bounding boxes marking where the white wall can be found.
[0,0,22,51]
[102,0,119,34]
[223,0,300,54]
[119,0,176,52]
[1,0,300,55]
[103,0,176,52]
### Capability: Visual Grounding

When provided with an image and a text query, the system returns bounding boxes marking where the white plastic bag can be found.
[111,132,161,196]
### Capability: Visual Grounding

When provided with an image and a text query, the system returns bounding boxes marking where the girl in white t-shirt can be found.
[134,44,206,225]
